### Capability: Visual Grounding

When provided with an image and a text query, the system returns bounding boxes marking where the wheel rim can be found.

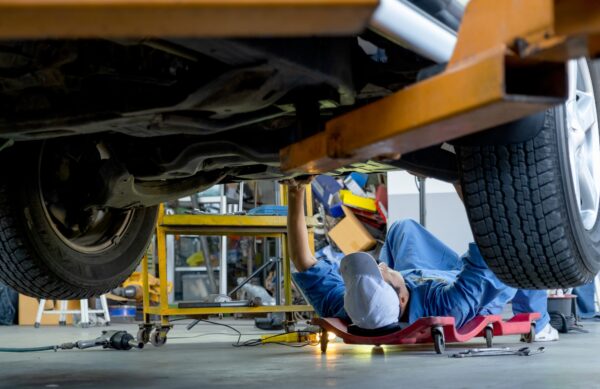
[566,58,600,231]
[39,140,134,254]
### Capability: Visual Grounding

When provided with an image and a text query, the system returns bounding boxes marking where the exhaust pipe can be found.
[369,0,457,63]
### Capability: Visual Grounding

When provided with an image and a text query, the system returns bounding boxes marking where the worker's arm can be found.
[284,179,349,320]
[286,181,317,272]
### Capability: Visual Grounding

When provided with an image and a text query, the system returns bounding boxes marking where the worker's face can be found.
[378,263,410,314]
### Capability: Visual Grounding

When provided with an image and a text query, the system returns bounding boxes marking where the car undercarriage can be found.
[0,0,599,299]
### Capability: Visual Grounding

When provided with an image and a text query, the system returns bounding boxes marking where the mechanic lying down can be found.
[285,179,559,342]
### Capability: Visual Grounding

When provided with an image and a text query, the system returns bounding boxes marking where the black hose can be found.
[0,345,58,352]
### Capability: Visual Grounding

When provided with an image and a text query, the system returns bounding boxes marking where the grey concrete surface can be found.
[0,319,599,389]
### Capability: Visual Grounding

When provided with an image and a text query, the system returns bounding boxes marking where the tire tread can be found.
[459,111,594,288]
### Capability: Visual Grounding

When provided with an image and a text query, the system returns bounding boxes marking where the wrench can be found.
[450,346,545,358]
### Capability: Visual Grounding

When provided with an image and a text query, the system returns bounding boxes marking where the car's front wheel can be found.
[0,140,158,299]
[459,58,600,289]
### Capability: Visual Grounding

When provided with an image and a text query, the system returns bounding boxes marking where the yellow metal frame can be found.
[142,185,314,325]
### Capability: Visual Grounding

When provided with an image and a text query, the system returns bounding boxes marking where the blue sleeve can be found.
[412,243,510,328]
[292,260,350,320]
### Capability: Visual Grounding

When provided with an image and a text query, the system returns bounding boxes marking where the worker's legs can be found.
[379,219,462,272]
[573,282,598,319]
[479,288,550,334]
[511,290,551,332]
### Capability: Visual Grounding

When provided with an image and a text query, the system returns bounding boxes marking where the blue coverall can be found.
[294,219,551,332]
[573,282,599,319]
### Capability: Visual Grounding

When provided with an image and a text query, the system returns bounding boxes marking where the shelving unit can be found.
[139,184,315,345]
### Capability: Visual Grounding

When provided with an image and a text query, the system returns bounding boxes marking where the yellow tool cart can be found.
[138,184,315,346]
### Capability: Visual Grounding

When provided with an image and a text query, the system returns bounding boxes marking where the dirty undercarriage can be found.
[0,36,439,208]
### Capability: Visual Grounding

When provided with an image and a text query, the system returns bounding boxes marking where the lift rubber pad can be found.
[312,313,541,346]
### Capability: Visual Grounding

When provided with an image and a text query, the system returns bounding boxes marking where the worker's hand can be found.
[378,263,401,291]
[378,263,393,283]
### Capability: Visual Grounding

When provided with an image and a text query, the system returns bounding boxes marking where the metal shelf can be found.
[142,184,315,330]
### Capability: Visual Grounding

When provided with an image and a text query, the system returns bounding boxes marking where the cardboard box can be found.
[18,294,77,326]
[327,206,376,254]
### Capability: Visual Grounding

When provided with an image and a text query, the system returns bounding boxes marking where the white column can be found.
[34,299,46,327]
[219,184,228,295]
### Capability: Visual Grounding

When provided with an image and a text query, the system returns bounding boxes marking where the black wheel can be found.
[559,314,569,333]
[137,328,151,345]
[150,329,167,347]
[550,312,569,333]
[0,140,158,299]
[528,324,536,343]
[432,328,445,354]
[522,324,536,343]
[484,326,493,348]
[320,329,329,353]
[458,58,600,288]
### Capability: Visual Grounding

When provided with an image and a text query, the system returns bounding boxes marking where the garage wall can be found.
[387,171,473,255]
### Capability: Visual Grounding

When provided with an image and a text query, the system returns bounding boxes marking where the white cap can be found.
[340,252,400,330]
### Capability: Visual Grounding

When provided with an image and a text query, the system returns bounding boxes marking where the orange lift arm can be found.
[281,0,600,174]
[0,0,378,38]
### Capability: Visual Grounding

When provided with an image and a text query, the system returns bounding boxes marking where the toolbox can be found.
[339,190,377,212]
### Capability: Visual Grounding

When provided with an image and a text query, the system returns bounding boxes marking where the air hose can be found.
[0,330,142,352]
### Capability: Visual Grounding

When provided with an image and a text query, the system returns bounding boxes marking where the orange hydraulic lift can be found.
[0,0,378,38]
[280,0,600,174]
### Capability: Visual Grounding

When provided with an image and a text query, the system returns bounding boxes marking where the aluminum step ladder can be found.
[34,295,111,328]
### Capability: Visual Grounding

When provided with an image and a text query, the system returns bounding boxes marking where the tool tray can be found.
[313,313,541,354]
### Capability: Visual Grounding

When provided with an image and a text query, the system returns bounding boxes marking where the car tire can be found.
[458,58,600,289]
[0,141,158,299]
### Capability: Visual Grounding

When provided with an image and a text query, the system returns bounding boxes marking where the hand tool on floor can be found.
[0,330,143,352]
[450,347,545,358]
[61,330,144,351]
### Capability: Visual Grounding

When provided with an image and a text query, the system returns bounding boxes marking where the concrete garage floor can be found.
[0,319,599,389]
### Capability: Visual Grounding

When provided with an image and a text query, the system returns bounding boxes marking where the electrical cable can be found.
[168,332,261,340]
[176,317,320,348]
[183,318,243,345]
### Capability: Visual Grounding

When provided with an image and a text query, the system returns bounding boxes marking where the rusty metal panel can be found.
[0,0,378,38]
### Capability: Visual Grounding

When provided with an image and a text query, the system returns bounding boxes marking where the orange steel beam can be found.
[281,50,565,173]
[0,0,378,39]
[280,0,600,174]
